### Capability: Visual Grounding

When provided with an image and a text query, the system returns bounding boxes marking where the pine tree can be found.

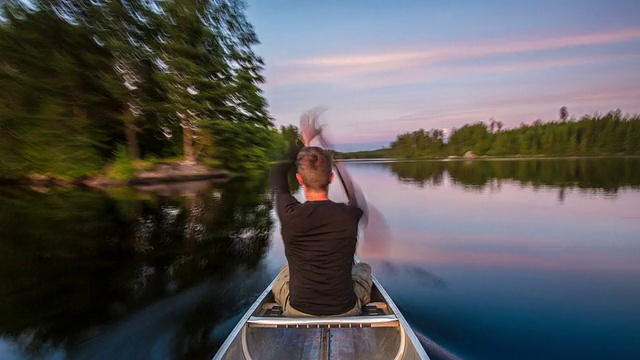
[0,0,276,177]
[0,1,120,177]
[151,0,230,163]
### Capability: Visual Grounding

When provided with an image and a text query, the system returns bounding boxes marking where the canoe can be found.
[212,272,430,360]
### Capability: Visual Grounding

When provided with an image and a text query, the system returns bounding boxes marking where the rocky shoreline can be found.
[0,162,230,188]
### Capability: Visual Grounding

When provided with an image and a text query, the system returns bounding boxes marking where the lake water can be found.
[1,157,639,359]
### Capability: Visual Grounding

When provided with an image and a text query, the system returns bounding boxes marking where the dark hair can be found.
[296,146,333,191]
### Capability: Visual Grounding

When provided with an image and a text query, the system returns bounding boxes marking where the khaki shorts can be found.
[272,263,373,317]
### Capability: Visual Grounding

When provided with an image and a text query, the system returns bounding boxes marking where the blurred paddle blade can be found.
[299,107,328,146]
[360,203,392,260]
[297,107,392,260]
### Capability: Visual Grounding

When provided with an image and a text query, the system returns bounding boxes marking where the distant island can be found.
[334,109,640,160]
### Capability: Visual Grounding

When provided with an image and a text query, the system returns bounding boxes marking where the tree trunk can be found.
[182,115,195,163]
[124,121,141,159]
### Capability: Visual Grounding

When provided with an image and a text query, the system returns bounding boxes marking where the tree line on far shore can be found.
[337,109,640,159]
[0,0,286,180]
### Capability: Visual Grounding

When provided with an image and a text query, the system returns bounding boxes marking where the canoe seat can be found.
[259,301,389,317]
[259,303,283,317]
[247,314,399,329]
[362,302,388,316]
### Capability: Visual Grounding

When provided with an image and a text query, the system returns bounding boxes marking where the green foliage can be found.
[265,124,299,160]
[107,146,136,180]
[447,123,489,156]
[390,128,445,158]
[279,125,300,147]
[205,121,281,176]
[334,148,392,159]
[389,110,640,158]
[0,0,274,180]
[151,0,271,165]
[0,5,116,179]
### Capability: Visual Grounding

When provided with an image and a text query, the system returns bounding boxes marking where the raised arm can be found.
[269,140,303,219]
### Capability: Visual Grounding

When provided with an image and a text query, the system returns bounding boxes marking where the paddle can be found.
[298,109,391,260]
[298,110,455,359]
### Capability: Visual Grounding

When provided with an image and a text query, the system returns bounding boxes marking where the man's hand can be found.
[299,108,325,146]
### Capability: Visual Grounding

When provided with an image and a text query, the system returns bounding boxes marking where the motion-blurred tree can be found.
[0,2,121,178]
[0,0,275,179]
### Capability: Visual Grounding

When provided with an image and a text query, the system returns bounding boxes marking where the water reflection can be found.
[0,177,273,359]
[2,158,639,359]
[387,157,640,196]
[343,158,640,359]
[376,261,447,290]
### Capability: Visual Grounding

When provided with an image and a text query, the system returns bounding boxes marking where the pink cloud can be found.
[285,28,640,69]
[286,52,421,68]
[276,52,640,91]
[265,28,640,88]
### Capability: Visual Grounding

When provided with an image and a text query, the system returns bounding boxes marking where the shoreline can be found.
[337,154,640,162]
[0,167,230,189]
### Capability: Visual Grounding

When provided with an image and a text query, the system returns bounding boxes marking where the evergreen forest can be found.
[0,0,286,180]
[387,109,640,159]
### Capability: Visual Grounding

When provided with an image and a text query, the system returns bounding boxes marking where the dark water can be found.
[1,157,639,359]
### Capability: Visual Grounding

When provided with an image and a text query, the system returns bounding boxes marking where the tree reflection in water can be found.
[388,157,640,199]
[0,176,274,359]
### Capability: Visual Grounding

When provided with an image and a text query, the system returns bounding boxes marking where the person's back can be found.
[270,140,371,316]
[281,199,361,315]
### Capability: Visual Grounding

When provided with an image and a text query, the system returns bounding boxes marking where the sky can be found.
[246,0,640,151]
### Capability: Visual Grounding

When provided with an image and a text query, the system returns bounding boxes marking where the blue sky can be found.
[246,0,640,151]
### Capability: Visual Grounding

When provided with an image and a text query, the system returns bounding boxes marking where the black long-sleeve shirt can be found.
[269,144,363,315]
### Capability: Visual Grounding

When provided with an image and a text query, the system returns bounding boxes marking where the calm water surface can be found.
[1,158,639,359]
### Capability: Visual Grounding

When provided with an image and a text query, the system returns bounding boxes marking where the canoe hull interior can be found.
[221,326,423,360]
[213,276,429,360]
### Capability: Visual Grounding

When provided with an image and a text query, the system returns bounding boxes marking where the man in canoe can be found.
[269,112,372,316]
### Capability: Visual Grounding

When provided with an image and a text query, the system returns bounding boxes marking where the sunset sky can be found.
[246,0,640,151]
